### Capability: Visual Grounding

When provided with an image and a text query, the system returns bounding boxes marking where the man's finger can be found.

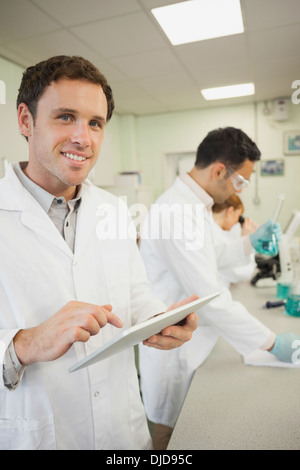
[93,305,124,329]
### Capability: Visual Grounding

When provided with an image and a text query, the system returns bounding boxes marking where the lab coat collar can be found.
[0,163,27,211]
[73,179,99,261]
[180,173,214,212]
[13,162,56,214]
[0,163,95,260]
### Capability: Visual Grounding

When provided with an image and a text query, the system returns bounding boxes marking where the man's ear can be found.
[211,162,227,181]
[18,103,33,138]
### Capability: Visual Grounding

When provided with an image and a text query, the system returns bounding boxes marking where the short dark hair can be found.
[195,127,261,169]
[17,55,114,123]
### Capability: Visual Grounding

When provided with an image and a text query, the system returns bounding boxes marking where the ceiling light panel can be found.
[201,83,255,100]
[152,0,244,46]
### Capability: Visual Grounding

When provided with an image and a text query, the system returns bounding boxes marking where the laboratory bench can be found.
[167,281,300,450]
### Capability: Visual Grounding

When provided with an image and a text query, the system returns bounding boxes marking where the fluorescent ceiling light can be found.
[152,0,244,46]
[201,83,255,100]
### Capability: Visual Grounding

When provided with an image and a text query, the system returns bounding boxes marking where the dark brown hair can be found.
[195,127,261,170]
[17,55,114,123]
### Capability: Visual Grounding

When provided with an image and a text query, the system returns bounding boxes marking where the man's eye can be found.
[60,115,71,122]
[90,120,100,128]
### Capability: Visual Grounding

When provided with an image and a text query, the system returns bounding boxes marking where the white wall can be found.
[135,103,255,196]
[0,56,28,167]
[133,101,300,228]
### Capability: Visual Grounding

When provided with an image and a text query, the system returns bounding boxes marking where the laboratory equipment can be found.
[277,283,291,299]
[285,264,300,317]
[252,209,300,288]
[276,233,294,298]
[276,210,300,298]
[263,300,286,309]
[252,193,284,256]
[285,295,300,317]
[251,254,279,287]
[284,210,300,243]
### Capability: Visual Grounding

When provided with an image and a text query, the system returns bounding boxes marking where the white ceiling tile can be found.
[0,45,31,68]
[251,55,300,82]
[195,65,252,90]
[156,89,204,108]
[112,79,165,113]
[137,72,197,95]
[31,0,141,27]
[247,24,300,61]
[110,48,185,79]
[254,77,294,101]
[112,80,154,98]
[140,0,183,8]
[6,30,102,64]
[71,12,167,59]
[244,0,300,31]
[114,94,166,115]
[0,0,60,44]
[0,0,299,114]
[91,59,128,83]
[174,34,248,71]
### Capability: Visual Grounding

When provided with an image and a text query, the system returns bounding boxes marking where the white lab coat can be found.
[138,177,272,428]
[0,164,166,450]
[212,221,256,288]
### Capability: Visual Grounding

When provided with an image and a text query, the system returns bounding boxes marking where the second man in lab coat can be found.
[138,127,300,449]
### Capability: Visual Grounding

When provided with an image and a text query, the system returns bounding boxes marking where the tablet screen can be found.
[69,292,219,372]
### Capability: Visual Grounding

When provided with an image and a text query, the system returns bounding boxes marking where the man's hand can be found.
[269,332,300,363]
[14,301,123,365]
[143,295,199,350]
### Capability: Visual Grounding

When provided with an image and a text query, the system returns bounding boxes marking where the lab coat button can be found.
[94,391,99,398]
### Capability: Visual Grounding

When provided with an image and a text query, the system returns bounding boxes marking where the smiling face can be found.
[18,78,108,200]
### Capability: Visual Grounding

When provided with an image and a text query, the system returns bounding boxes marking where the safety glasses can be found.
[226,165,250,191]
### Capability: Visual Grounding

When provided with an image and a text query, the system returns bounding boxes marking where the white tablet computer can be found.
[69,292,219,372]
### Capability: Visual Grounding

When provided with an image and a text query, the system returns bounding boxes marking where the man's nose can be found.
[70,122,91,147]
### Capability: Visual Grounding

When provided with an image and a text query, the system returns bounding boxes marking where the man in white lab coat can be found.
[138,127,300,449]
[0,55,198,450]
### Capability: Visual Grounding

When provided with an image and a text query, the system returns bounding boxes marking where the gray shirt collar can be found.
[13,162,82,211]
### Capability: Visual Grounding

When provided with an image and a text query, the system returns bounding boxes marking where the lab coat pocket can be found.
[0,415,56,450]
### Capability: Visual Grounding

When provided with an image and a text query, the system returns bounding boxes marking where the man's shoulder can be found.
[155,178,197,206]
